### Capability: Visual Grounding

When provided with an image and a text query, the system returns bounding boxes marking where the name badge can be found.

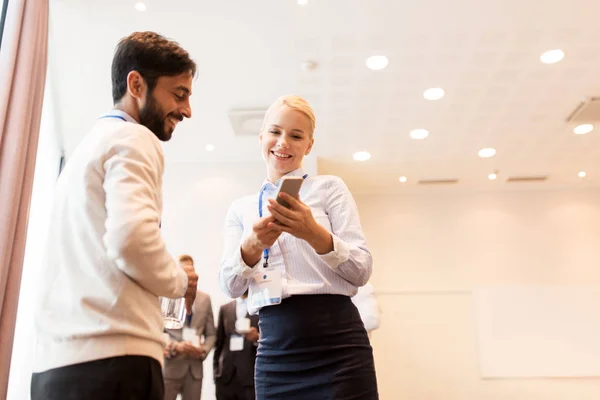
[230,334,244,352]
[250,266,282,309]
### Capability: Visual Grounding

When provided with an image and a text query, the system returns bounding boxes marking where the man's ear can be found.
[126,71,147,100]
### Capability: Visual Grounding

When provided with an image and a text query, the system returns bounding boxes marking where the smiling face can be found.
[138,72,193,141]
[259,104,314,182]
[111,32,196,142]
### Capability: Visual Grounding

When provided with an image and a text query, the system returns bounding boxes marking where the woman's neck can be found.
[266,168,295,184]
[266,171,284,184]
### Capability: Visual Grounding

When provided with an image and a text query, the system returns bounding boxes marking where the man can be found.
[351,282,381,337]
[31,32,199,400]
[214,291,259,400]
[163,255,216,400]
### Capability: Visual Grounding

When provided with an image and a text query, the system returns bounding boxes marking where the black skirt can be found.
[255,294,379,400]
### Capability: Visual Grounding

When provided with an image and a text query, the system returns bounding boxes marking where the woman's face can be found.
[260,105,314,180]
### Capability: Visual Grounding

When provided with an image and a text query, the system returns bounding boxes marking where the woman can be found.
[220,95,378,399]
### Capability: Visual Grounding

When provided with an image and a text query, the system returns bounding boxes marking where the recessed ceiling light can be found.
[409,129,429,140]
[297,0,308,4]
[578,171,587,178]
[205,144,215,152]
[135,2,146,11]
[399,176,407,183]
[574,124,594,135]
[366,55,388,71]
[478,148,496,158]
[540,49,564,64]
[423,88,445,101]
[488,173,497,180]
[300,60,317,72]
[353,151,371,161]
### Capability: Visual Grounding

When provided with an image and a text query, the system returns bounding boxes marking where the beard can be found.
[139,92,182,142]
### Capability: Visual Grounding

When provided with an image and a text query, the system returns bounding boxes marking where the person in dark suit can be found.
[213,292,259,400]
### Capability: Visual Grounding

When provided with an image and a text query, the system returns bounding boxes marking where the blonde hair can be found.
[261,95,316,135]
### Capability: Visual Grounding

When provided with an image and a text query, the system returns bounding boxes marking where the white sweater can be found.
[33,110,187,372]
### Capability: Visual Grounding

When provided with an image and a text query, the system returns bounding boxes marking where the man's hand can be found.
[175,342,207,359]
[163,342,172,358]
[182,263,198,313]
[190,345,207,360]
[244,327,260,343]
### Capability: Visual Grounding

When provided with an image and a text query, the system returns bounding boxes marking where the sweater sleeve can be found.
[102,125,187,298]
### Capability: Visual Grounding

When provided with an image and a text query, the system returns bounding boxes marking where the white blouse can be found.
[219,168,373,314]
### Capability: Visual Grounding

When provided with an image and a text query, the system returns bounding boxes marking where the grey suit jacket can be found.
[163,291,216,380]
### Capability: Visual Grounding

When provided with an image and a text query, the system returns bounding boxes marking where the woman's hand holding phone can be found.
[267,194,333,254]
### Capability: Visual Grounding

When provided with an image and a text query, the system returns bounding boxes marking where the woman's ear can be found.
[305,137,315,156]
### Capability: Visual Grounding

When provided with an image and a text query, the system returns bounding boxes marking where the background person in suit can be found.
[213,291,259,400]
[163,255,216,400]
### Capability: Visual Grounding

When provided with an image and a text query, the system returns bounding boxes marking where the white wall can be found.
[356,189,600,400]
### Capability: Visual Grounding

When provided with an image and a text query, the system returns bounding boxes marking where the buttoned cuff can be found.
[317,233,350,269]
[232,246,261,279]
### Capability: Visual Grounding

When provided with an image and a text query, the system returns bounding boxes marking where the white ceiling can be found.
[49,0,600,193]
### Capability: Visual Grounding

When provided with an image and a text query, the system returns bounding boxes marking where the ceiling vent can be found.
[506,175,548,182]
[228,108,266,136]
[417,179,459,185]
[566,97,600,123]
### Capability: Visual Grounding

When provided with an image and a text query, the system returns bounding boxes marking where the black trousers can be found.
[216,379,255,400]
[31,355,164,400]
[255,295,379,400]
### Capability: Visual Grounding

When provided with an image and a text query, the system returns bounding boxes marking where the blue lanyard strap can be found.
[258,185,269,261]
[258,174,308,266]
[99,115,127,122]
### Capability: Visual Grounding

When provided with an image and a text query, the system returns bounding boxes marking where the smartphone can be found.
[276,176,304,208]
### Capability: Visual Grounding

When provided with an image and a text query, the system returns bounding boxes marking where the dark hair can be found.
[178,254,194,265]
[111,31,196,104]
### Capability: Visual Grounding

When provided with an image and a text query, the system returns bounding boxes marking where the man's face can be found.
[139,71,193,141]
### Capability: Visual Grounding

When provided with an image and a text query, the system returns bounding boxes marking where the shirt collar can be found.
[261,168,306,192]
[103,109,139,124]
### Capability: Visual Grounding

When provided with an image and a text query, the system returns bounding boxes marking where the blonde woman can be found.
[220,95,378,399]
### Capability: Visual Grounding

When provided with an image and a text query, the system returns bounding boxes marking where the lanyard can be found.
[99,115,127,122]
[258,174,308,267]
